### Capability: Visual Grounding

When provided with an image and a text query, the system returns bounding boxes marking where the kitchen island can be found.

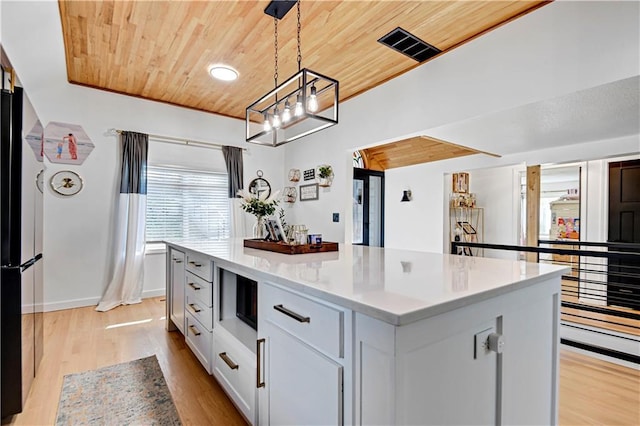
[165,239,566,425]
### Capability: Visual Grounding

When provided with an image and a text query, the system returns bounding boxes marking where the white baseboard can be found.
[561,322,640,369]
[43,288,166,312]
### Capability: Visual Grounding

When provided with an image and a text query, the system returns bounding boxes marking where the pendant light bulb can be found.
[308,85,318,113]
[272,107,281,129]
[294,93,304,116]
[263,113,271,132]
[282,99,292,123]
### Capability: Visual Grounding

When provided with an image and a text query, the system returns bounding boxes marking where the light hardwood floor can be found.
[4,297,640,425]
[5,297,246,426]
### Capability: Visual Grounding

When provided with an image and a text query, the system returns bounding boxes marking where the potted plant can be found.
[317,165,333,187]
[237,188,280,239]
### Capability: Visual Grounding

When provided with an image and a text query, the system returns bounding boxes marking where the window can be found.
[146,166,230,242]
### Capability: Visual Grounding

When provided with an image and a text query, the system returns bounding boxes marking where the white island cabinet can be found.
[167,247,185,334]
[165,239,566,425]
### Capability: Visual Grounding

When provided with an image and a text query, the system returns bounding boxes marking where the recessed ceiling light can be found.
[209,65,238,82]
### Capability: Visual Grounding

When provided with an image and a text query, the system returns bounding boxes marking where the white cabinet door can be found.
[260,322,343,426]
[169,248,185,334]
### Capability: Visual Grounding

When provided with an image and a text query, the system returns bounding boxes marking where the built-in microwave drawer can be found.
[186,271,212,308]
[212,330,256,423]
[261,282,344,359]
[185,312,212,374]
[185,252,213,282]
[185,293,213,331]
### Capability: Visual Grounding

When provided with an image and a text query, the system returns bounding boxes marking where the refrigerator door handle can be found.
[17,253,42,272]
[0,265,21,270]
[20,257,37,271]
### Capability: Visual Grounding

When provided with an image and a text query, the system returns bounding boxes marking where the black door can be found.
[607,159,640,310]
[353,168,384,246]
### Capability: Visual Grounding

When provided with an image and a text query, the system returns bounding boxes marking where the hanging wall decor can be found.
[300,183,319,201]
[452,172,469,194]
[317,164,333,187]
[303,168,315,181]
[284,186,297,203]
[43,121,95,165]
[288,168,301,182]
[25,120,44,162]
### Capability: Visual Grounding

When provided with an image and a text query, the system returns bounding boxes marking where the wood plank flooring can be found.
[4,297,639,425]
[5,297,246,426]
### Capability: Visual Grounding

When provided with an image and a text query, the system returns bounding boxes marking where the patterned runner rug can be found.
[55,355,181,425]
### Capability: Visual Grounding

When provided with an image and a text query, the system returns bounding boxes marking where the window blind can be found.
[146,166,230,242]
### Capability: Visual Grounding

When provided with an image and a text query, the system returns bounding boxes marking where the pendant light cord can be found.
[274,16,279,87]
[297,0,302,72]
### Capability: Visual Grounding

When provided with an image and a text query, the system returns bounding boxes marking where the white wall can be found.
[457,166,522,260]
[2,1,284,311]
[283,1,639,247]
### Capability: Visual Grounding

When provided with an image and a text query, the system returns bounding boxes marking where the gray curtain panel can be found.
[222,146,244,198]
[119,131,148,194]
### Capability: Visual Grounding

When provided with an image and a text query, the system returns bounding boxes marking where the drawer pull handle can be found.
[188,282,201,291]
[188,325,201,336]
[219,352,239,370]
[173,259,183,264]
[257,338,265,388]
[189,261,203,267]
[274,304,310,323]
[188,303,202,313]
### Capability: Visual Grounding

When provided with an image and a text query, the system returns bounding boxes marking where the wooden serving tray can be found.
[243,239,338,255]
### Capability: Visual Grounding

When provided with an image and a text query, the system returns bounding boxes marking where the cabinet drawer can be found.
[262,283,344,359]
[186,271,212,308]
[185,252,213,282]
[185,293,213,331]
[186,312,212,373]
[212,330,256,424]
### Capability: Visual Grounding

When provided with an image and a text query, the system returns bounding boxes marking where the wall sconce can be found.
[401,190,412,202]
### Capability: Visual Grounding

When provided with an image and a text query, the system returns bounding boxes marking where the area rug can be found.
[55,355,181,425]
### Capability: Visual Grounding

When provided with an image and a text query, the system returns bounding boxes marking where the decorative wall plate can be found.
[50,170,83,196]
[36,169,44,193]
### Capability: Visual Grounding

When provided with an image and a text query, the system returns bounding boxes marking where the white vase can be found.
[253,216,266,239]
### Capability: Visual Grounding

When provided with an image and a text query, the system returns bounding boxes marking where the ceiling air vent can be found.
[378,27,441,63]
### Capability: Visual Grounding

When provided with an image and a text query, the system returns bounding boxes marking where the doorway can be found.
[607,159,640,310]
[352,168,384,246]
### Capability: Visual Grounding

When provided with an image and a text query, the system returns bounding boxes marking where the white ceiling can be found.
[426,76,640,156]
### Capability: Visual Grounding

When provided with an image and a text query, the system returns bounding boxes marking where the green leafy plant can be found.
[278,208,290,235]
[318,165,333,178]
[237,189,280,217]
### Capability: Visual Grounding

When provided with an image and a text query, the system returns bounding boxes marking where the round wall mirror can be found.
[248,170,271,199]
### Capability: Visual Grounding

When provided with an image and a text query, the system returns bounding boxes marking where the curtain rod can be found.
[106,128,246,151]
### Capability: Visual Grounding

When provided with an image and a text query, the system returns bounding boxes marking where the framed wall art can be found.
[452,172,469,194]
[300,183,319,201]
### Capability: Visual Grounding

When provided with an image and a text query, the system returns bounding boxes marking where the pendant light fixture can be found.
[246,0,339,147]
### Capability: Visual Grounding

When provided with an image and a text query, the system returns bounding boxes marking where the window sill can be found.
[145,243,167,255]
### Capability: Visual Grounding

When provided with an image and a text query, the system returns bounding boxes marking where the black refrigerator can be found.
[1,70,44,417]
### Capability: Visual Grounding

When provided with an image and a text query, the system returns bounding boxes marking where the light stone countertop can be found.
[165,238,567,326]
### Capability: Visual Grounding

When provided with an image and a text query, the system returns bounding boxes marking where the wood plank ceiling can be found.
[58,0,548,120]
[361,136,500,171]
